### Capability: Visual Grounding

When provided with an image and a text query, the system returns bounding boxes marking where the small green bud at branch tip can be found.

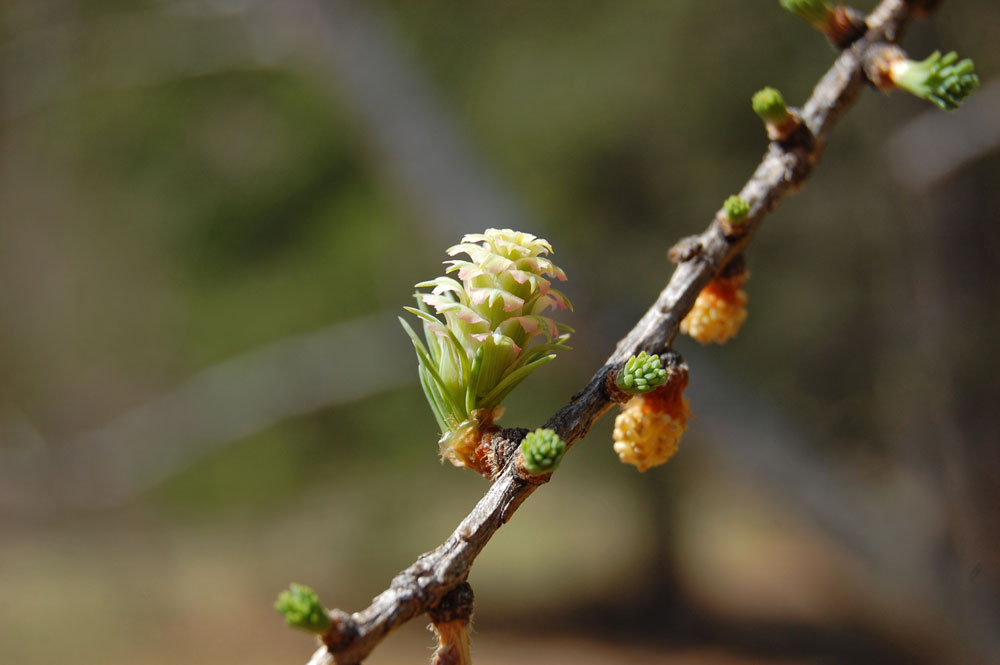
[890,51,979,111]
[520,428,566,474]
[616,351,668,395]
[723,196,750,224]
[752,87,789,126]
[275,583,331,633]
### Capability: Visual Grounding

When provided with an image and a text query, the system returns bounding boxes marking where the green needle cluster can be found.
[520,428,566,474]
[616,351,668,395]
[751,87,789,125]
[275,584,331,633]
[780,0,831,28]
[891,51,979,110]
[723,196,750,225]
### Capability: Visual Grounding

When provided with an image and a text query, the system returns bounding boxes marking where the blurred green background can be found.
[2,1,999,664]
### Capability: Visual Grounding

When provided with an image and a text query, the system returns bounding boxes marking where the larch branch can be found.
[310,1,923,662]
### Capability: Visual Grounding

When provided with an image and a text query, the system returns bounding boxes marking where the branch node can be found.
[429,582,474,665]
[608,350,683,404]
[476,427,525,478]
[428,582,474,625]
[719,195,751,237]
[668,235,706,264]
[321,609,359,653]
[774,109,815,148]
[863,42,905,89]
[780,0,865,48]
[865,45,980,110]
[750,88,815,147]
[719,253,748,280]
[828,6,868,49]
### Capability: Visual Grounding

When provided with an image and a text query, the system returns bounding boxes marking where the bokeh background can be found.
[2,1,999,664]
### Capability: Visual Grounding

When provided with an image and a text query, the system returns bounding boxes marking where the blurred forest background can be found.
[1,1,999,664]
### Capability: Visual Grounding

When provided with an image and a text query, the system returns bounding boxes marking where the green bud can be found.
[520,428,566,474]
[891,51,979,111]
[780,0,831,28]
[752,87,789,125]
[723,196,750,224]
[616,351,668,395]
[275,584,331,633]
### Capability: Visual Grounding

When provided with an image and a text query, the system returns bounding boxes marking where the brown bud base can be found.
[863,43,906,91]
[824,6,867,49]
[765,110,811,145]
[440,407,508,475]
[605,369,633,405]
[321,609,359,653]
[428,582,474,625]
[514,451,553,484]
[720,212,750,237]
[642,367,690,421]
[467,426,525,479]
